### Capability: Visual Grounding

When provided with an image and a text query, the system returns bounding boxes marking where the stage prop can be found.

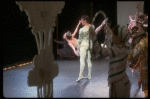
[16,1,65,98]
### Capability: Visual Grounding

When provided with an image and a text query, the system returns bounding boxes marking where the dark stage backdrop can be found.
[3,1,148,66]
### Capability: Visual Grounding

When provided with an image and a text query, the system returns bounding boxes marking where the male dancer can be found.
[76,15,95,81]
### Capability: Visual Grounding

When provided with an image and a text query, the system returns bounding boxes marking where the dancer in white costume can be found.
[76,15,95,81]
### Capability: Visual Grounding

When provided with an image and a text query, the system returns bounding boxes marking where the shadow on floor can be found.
[60,79,90,98]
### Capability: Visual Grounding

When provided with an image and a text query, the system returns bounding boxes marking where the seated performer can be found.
[92,25,133,98]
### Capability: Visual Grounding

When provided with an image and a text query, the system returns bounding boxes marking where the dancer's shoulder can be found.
[90,24,95,28]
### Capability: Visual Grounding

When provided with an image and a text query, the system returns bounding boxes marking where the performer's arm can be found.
[72,20,81,37]
[54,39,58,43]
[95,18,108,35]
[132,38,146,58]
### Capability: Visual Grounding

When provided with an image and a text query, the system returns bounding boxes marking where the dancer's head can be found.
[137,14,148,32]
[128,13,148,33]
[66,31,72,40]
[81,15,90,25]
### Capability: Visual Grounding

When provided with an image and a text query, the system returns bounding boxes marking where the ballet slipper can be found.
[76,75,84,82]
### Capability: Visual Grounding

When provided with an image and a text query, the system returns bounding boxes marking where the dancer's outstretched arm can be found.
[72,20,81,37]
[95,18,108,35]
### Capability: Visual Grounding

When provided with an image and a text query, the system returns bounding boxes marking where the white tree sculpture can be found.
[16,1,65,98]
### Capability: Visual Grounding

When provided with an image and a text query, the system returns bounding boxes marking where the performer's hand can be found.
[143,24,148,27]
[54,39,57,42]
[129,15,132,22]
[63,33,66,39]
[78,20,81,25]
[128,20,136,30]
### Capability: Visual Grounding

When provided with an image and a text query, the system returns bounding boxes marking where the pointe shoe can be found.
[76,76,84,82]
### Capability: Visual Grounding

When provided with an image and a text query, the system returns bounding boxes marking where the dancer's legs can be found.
[76,46,87,81]
[87,49,92,79]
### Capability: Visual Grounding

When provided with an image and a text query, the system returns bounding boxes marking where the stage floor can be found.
[3,58,145,98]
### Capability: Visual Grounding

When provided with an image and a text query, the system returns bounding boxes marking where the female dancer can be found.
[63,20,81,56]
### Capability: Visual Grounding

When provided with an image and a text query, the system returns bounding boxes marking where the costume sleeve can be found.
[132,37,148,58]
